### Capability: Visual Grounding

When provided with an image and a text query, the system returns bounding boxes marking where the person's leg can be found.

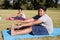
[11,24,32,36]
[10,17,14,20]
[32,25,49,35]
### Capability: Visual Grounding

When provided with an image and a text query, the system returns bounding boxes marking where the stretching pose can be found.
[11,6,53,36]
[7,8,26,20]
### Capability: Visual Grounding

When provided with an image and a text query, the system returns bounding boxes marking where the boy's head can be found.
[18,8,22,13]
[38,6,47,16]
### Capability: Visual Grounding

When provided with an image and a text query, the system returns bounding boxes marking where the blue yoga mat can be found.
[2,28,60,40]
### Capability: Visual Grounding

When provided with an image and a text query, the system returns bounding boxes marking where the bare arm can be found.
[11,13,18,17]
[20,19,42,27]
[17,18,35,26]
[22,18,35,23]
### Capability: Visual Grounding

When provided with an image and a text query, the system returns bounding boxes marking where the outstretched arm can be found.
[20,19,42,27]
[22,18,35,23]
[17,18,35,26]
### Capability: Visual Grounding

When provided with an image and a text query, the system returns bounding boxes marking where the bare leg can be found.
[11,24,32,36]
[10,17,14,20]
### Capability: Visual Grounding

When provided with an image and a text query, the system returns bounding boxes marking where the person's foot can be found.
[11,24,16,36]
[11,30,15,36]
[11,30,16,36]
[11,27,16,36]
[10,17,14,20]
[11,24,15,28]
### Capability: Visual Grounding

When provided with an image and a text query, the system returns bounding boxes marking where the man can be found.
[11,6,53,36]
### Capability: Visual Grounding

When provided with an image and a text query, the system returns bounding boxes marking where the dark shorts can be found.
[14,24,49,35]
[31,25,49,35]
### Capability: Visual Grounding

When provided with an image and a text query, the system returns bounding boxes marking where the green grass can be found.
[0,9,60,40]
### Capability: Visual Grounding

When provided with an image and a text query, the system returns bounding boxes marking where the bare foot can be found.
[10,17,14,20]
[11,27,17,36]
[11,24,15,28]
[11,30,16,36]
[11,24,16,36]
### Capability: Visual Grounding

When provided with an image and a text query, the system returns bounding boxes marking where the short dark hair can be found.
[38,6,47,11]
[18,8,22,11]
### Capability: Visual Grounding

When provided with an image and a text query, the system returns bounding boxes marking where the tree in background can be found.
[45,0,58,8]
[45,0,54,8]
[31,0,45,10]
[2,0,12,9]
[0,0,59,9]
[54,0,58,8]
[13,0,20,9]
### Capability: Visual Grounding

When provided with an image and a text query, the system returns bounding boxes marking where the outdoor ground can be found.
[0,8,60,40]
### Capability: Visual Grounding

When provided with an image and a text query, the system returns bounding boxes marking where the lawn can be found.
[0,8,60,40]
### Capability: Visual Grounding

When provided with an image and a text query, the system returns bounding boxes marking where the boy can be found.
[11,6,53,36]
[6,8,26,20]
